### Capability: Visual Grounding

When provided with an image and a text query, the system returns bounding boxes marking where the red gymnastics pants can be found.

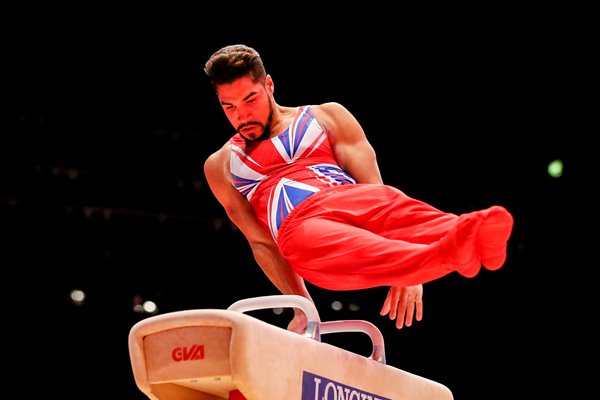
[276,184,514,290]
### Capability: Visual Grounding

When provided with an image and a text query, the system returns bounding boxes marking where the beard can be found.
[238,97,275,142]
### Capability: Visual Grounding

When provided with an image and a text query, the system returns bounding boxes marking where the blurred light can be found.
[69,289,86,306]
[213,219,223,231]
[83,207,94,219]
[143,300,158,314]
[132,295,145,313]
[272,307,284,315]
[133,297,159,314]
[348,302,360,311]
[548,159,563,178]
[68,169,78,180]
[331,300,343,311]
[133,304,145,313]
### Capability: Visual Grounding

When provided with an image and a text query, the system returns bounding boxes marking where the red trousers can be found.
[277,184,513,290]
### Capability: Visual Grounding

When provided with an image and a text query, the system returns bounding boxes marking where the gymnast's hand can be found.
[287,309,309,334]
[380,284,423,329]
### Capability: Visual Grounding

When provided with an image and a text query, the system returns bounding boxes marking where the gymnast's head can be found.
[204,44,276,142]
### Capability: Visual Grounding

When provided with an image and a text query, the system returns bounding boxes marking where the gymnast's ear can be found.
[265,74,274,94]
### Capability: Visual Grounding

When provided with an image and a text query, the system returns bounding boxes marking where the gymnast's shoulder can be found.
[204,141,231,181]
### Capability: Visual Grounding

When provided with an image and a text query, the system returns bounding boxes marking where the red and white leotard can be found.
[230,105,355,241]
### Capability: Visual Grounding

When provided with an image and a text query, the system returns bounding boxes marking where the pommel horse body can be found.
[128,295,453,400]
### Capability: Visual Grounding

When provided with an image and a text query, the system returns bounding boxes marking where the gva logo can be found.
[171,344,205,362]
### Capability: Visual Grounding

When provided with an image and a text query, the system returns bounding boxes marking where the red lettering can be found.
[171,345,205,362]
[191,344,205,360]
[172,347,182,361]
[182,345,194,360]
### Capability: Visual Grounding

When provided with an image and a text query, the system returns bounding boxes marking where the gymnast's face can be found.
[216,75,275,142]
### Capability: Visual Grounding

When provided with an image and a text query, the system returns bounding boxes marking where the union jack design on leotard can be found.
[229,105,355,240]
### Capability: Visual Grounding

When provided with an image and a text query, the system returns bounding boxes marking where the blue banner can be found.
[301,370,391,400]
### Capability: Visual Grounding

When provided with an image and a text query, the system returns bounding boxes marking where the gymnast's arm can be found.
[313,102,424,329]
[204,142,314,332]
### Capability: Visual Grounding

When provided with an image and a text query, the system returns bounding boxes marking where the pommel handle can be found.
[228,295,321,340]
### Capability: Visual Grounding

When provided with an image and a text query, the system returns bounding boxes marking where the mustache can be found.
[237,122,260,132]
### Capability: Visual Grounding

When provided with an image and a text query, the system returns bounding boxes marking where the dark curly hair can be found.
[204,44,267,88]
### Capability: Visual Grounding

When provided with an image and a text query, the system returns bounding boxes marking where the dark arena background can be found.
[1,11,588,400]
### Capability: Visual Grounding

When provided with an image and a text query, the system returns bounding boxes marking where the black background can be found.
[1,9,589,400]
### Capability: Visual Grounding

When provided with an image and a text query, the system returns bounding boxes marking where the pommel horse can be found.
[128,295,453,399]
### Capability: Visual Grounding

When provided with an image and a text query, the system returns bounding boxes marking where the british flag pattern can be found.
[230,105,355,240]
